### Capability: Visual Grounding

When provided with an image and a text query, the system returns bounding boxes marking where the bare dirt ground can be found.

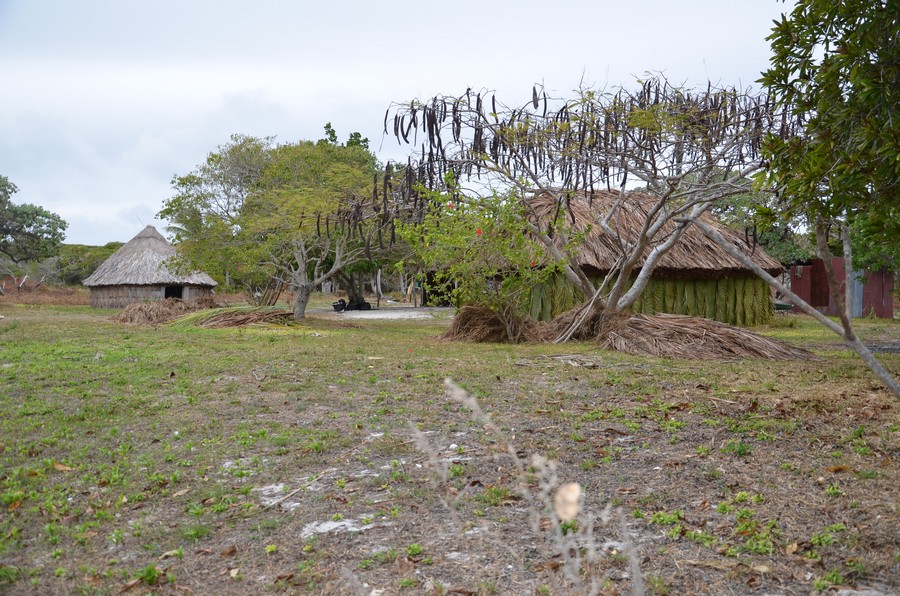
[0,304,897,595]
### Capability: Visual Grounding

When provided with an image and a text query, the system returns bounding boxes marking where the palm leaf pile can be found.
[448,304,811,361]
[166,306,296,329]
[111,297,223,325]
[602,313,812,360]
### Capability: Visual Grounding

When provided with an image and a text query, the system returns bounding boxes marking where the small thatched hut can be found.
[528,191,783,326]
[83,225,217,308]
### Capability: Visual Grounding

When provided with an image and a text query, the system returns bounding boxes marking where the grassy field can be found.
[0,301,898,595]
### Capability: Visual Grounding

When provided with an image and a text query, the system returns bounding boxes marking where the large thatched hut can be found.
[528,191,783,326]
[83,225,217,308]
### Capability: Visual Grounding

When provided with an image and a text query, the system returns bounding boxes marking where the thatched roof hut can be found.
[83,225,217,308]
[528,191,782,326]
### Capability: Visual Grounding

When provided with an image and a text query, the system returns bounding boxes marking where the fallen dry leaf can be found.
[172,488,189,497]
[160,549,181,560]
[7,500,20,512]
[825,465,850,474]
[53,462,73,472]
[785,543,799,555]
[220,545,237,557]
[229,568,240,578]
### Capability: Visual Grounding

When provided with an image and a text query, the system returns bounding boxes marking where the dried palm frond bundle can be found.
[442,305,510,343]
[530,303,628,343]
[111,297,222,325]
[167,306,295,329]
[602,313,813,360]
[442,302,810,360]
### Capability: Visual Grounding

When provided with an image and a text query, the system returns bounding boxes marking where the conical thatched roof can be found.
[529,190,782,277]
[83,226,217,287]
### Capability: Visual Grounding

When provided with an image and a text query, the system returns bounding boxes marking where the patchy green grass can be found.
[0,307,897,594]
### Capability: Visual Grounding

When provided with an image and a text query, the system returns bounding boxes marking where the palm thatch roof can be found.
[83,226,217,288]
[528,190,782,278]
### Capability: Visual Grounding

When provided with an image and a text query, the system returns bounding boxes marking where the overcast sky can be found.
[0,0,794,245]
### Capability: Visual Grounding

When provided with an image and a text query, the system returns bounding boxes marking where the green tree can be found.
[0,176,68,291]
[54,242,124,285]
[399,182,559,341]
[246,138,382,318]
[760,0,899,244]
[159,127,392,318]
[160,134,276,300]
[750,0,900,397]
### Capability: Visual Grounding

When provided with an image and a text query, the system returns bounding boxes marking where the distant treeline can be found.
[52,242,123,285]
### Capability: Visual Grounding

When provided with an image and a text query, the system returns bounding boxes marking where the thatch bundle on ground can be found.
[601,313,813,360]
[167,306,296,329]
[111,297,223,325]
[528,191,783,327]
[446,304,811,361]
[443,305,510,342]
[84,226,217,308]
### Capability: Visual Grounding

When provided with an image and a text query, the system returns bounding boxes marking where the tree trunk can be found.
[293,283,314,320]
[375,268,383,308]
[336,271,366,304]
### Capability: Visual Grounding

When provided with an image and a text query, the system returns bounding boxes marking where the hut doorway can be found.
[165,285,184,299]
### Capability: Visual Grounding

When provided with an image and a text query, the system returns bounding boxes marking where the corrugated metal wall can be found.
[789,258,894,318]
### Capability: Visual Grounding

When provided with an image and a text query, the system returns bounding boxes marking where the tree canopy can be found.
[159,128,396,318]
[0,175,68,266]
[760,0,899,251]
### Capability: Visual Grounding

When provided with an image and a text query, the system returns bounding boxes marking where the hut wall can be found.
[629,276,773,326]
[862,270,894,318]
[530,274,774,326]
[90,285,215,308]
[529,274,584,320]
[182,286,214,301]
[90,285,165,308]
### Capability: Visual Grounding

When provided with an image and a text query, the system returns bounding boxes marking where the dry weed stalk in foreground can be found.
[404,379,645,595]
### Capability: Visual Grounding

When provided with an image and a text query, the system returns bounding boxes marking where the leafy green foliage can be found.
[760,0,899,250]
[398,182,561,341]
[712,181,812,265]
[0,176,67,265]
[158,127,385,315]
[159,134,274,293]
[53,242,123,285]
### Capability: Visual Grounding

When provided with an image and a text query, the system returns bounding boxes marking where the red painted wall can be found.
[789,259,894,319]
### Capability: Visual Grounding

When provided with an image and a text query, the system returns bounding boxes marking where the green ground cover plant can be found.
[0,304,897,594]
